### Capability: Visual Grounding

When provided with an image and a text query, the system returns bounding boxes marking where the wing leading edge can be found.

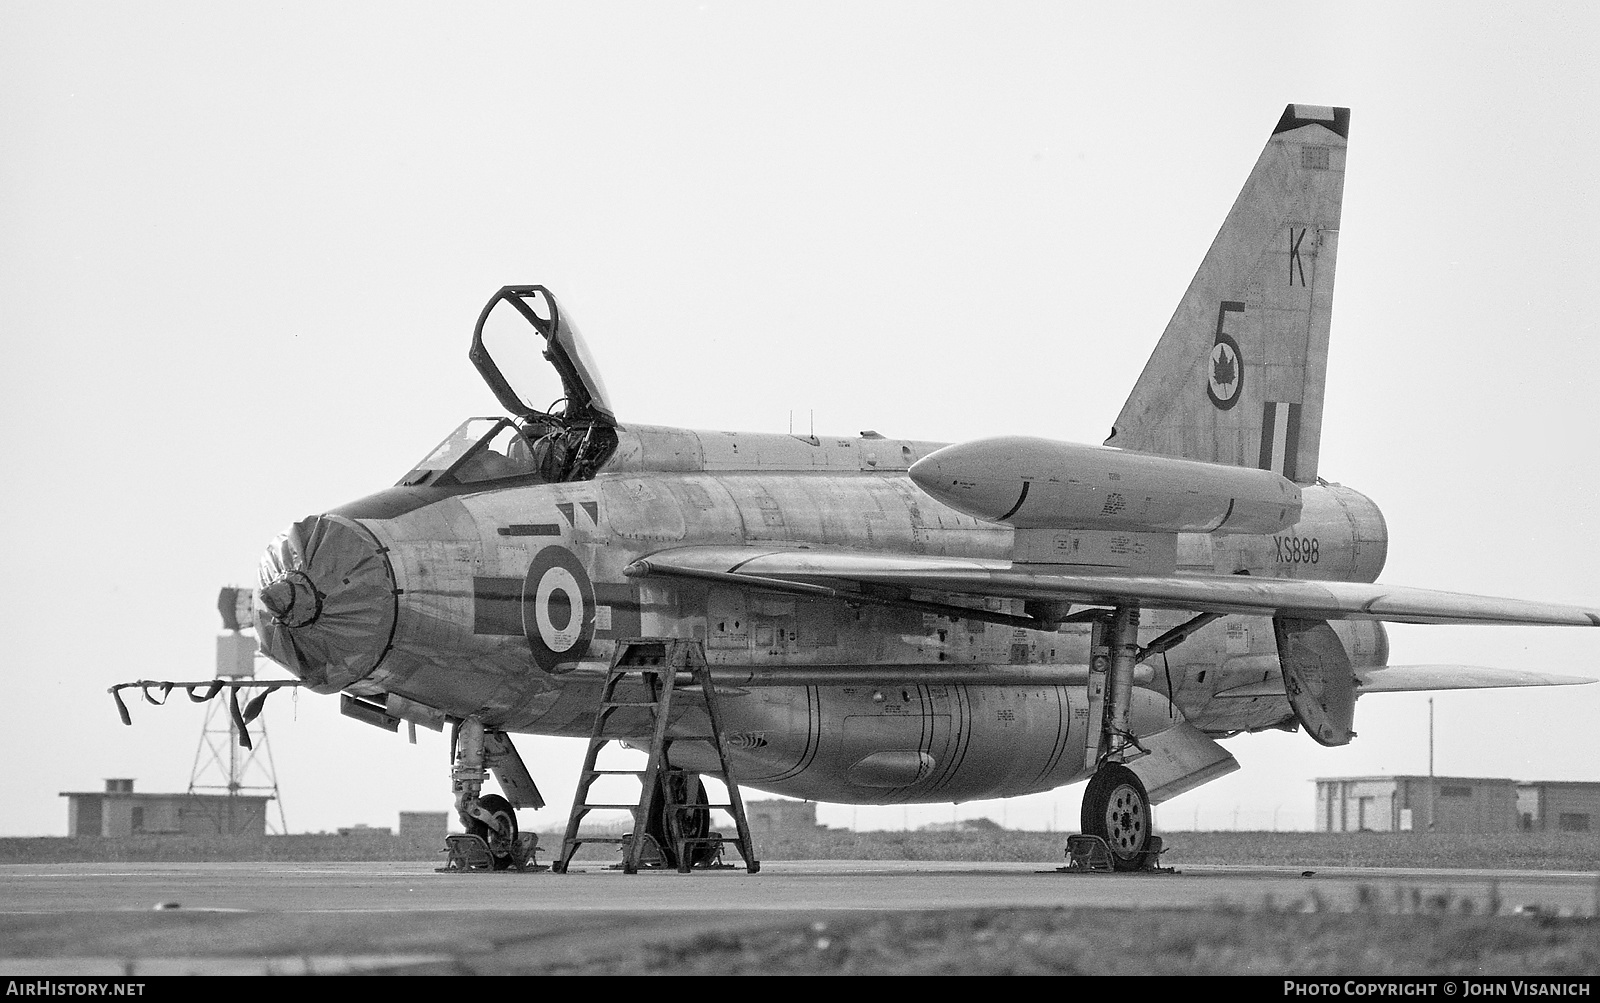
[625,546,1600,628]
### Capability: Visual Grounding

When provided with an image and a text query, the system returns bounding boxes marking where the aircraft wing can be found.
[1213,665,1596,698]
[625,546,1600,627]
[1352,664,1596,692]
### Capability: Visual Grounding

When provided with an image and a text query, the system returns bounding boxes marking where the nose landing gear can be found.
[466,793,520,869]
[448,717,544,871]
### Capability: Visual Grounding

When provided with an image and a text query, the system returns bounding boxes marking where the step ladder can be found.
[553,639,760,874]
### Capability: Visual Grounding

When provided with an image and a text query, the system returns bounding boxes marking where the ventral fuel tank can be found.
[908,436,1301,535]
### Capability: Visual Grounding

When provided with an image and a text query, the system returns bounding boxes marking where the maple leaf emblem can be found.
[1212,345,1237,388]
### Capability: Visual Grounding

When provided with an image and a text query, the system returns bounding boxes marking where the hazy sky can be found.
[2,2,1596,838]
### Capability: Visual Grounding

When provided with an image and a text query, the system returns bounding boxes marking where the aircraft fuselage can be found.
[297,423,1388,804]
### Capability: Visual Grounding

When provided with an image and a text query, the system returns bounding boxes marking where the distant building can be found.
[399,811,449,840]
[60,779,271,837]
[1516,782,1600,834]
[921,817,1006,833]
[745,799,820,835]
[1316,776,1600,835]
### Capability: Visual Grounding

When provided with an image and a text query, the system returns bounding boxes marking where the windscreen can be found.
[450,421,544,484]
[411,418,505,472]
[404,418,547,485]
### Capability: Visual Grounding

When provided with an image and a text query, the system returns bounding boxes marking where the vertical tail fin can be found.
[1105,104,1348,484]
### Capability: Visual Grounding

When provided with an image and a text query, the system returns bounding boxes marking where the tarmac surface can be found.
[3,860,1598,974]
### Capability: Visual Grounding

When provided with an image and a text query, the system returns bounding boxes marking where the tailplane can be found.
[1105,104,1348,484]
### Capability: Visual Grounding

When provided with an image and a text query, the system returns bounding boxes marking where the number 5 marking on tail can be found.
[1205,301,1246,411]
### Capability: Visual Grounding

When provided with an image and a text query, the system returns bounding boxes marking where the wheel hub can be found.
[1105,784,1147,853]
[485,810,514,856]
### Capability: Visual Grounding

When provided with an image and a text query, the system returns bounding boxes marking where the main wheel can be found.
[467,794,518,871]
[1080,764,1152,871]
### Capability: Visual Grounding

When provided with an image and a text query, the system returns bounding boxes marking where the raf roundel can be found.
[521,546,595,674]
[1206,333,1244,411]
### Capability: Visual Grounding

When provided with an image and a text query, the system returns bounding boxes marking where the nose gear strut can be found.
[447,717,543,871]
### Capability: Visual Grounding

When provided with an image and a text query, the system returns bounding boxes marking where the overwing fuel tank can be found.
[908,436,1301,535]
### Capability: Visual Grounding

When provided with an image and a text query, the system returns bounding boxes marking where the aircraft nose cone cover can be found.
[254,513,398,694]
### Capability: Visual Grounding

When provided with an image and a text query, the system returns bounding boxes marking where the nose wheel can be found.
[1080,764,1152,871]
[466,793,519,870]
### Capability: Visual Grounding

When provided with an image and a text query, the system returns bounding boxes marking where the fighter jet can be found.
[246,104,1598,870]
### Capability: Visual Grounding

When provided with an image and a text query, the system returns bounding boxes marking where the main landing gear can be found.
[644,770,720,870]
[1074,604,1165,872]
[1079,764,1154,871]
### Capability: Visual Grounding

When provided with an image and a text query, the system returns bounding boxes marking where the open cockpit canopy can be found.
[397,287,621,490]
[469,285,615,428]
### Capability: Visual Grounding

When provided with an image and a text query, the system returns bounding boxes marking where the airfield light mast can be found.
[1428,698,1436,832]
[188,587,289,835]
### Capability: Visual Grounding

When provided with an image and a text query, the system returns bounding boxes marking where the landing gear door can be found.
[469,286,616,426]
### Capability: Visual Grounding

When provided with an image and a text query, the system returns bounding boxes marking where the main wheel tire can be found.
[1081,764,1153,872]
[646,772,711,869]
[467,793,518,871]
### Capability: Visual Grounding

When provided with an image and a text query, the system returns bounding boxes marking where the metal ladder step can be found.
[552,638,760,875]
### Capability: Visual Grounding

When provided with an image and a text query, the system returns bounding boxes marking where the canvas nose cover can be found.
[255,513,398,693]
